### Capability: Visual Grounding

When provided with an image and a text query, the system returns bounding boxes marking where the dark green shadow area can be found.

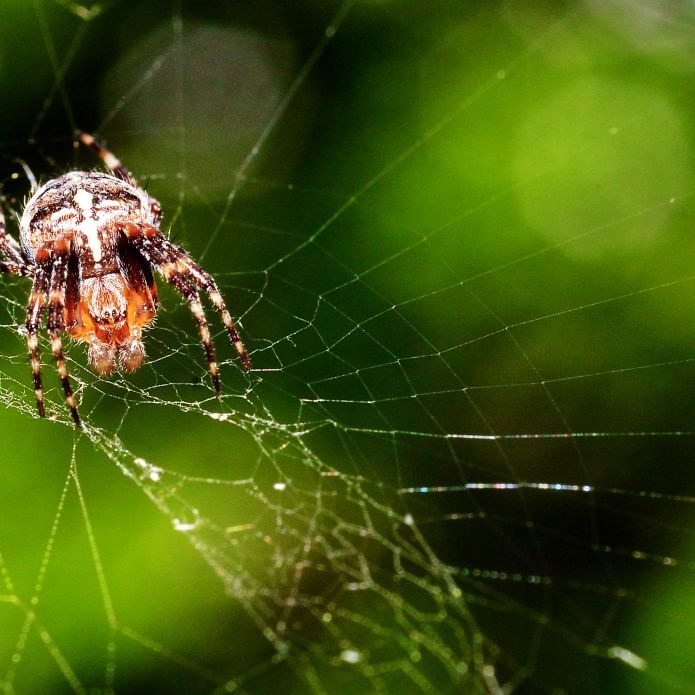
[0,1,694,693]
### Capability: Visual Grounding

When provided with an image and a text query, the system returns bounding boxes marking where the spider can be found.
[0,132,250,428]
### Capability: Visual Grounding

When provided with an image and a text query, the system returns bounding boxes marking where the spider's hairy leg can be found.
[0,206,29,268]
[75,131,137,188]
[199,279,251,373]
[42,241,81,427]
[25,267,49,418]
[121,222,251,374]
[160,269,221,393]
[119,225,221,391]
[0,261,32,277]
[0,208,41,412]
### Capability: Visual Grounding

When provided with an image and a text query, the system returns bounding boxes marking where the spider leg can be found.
[119,225,222,392]
[0,207,30,268]
[75,131,137,187]
[0,208,43,415]
[0,261,32,277]
[120,222,251,372]
[43,241,81,427]
[162,272,221,393]
[25,267,49,418]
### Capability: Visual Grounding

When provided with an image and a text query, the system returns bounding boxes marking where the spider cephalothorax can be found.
[0,132,250,427]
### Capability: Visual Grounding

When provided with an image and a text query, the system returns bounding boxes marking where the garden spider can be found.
[0,132,250,427]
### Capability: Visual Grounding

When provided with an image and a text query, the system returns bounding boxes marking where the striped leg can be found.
[25,267,49,418]
[120,227,222,392]
[75,131,137,187]
[0,210,44,414]
[120,222,251,372]
[45,242,81,427]
[0,208,29,268]
[77,132,161,223]
[163,271,221,393]
[0,262,32,277]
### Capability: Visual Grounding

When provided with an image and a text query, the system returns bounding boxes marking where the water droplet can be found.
[340,649,362,664]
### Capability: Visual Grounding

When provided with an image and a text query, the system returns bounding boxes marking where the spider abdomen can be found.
[20,171,153,266]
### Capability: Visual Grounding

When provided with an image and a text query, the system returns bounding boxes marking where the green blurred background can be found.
[1,1,695,693]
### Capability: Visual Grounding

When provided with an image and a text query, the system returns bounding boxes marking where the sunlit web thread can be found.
[199,0,359,260]
[0,1,693,693]
[399,482,695,503]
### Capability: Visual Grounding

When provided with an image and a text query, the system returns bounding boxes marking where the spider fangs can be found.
[0,132,251,427]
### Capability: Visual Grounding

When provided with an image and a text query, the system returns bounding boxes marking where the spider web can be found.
[0,0,694,693]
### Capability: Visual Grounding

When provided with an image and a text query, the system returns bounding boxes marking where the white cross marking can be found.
[73,189,103,263]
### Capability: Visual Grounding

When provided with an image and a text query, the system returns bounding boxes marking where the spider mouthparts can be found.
[88,341,116,376]
[119,337,145,372]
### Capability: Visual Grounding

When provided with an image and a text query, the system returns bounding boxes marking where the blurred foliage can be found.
[1,1,695,693]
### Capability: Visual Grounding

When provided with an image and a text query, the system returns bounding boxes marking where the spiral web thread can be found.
[0,1,693,693]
